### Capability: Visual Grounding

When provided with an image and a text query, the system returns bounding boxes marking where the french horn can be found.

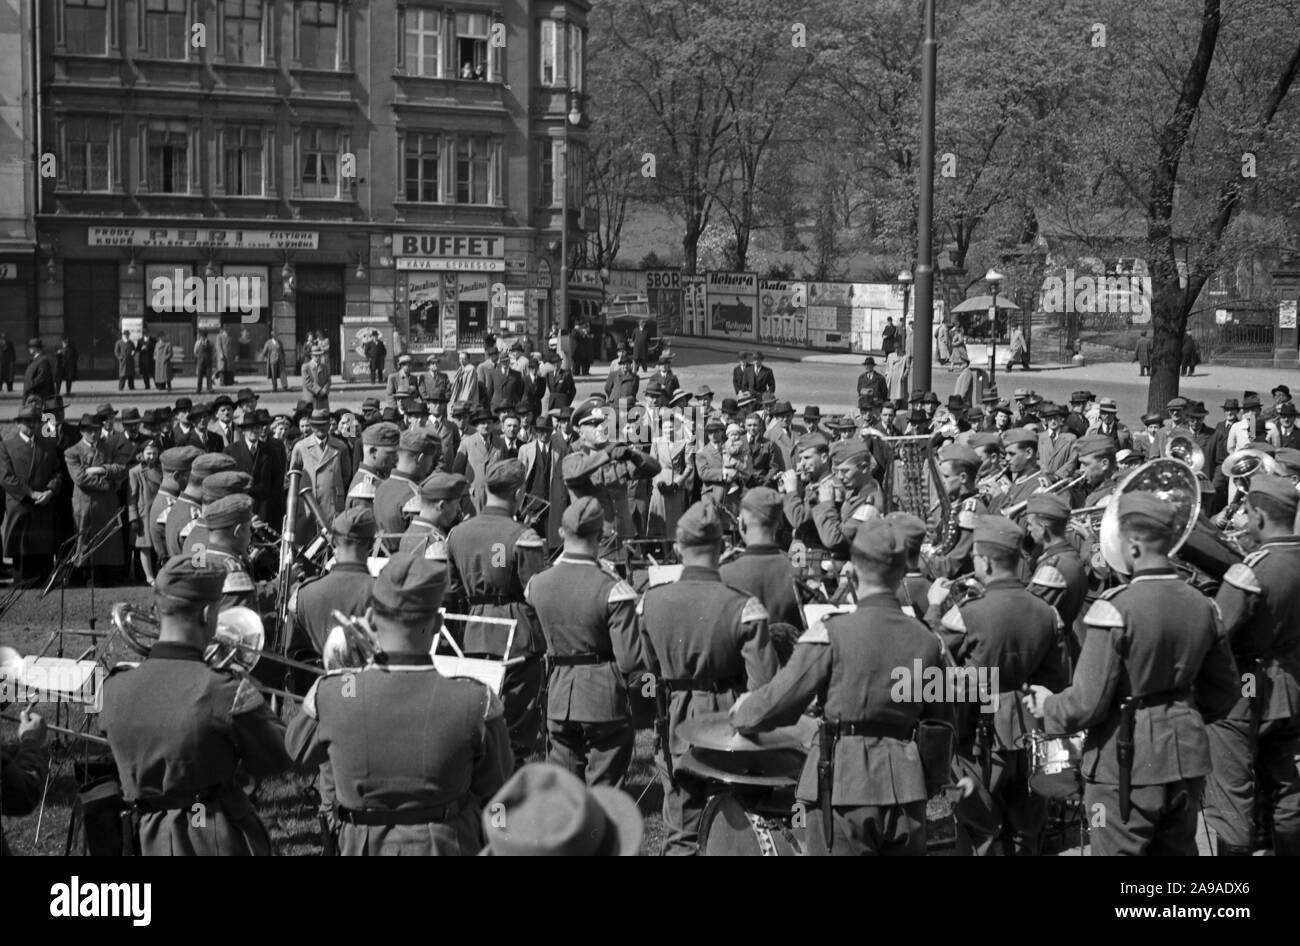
[1097,457,1202,575]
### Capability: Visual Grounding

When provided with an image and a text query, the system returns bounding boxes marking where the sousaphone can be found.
[1097,457,1201,575]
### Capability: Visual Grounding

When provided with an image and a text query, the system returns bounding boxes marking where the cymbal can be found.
[677,748,802,788]
[679,711,817,753]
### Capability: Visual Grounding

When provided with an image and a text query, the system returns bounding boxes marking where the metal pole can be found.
[989,284,998,388]
[557,136,569,345]
[913,0,938,393]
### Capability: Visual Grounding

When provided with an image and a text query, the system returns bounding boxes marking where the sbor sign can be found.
[645,270,680,290]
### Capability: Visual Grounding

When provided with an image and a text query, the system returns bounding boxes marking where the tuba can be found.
[1096,457,1202,575]
[1162,428,1205,473]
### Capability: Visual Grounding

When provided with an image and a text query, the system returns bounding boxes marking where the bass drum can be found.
[699,791,805,856]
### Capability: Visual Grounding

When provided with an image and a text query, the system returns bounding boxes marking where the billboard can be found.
[705,271,758,340]
[682,275,706,336]
[646,270,683,335]
[758,280,807,345]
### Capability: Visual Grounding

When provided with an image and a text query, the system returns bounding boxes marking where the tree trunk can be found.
[1147,255,1186,411]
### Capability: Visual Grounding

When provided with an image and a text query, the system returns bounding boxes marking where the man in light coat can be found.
[301,345,332,411]
[288,410,351,545]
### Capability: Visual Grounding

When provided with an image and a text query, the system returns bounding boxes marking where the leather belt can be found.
[1132,689,1189,709]
[550,651,614,667]
[834,720,916,740]
[467,594,523,606]
[131,785,238,813]
[660,676,735,694]
[334,804,449,826]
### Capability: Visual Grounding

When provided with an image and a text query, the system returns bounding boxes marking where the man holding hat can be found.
[21,337,57,400]
[65,412,130,582]
[150,446,201,565]
[226,409,285,527]
[481,762,643,855]
[398,472,467,559]
[285,552,513,855]
[524,496,644,786]
[446,459,548,768]
[166,452,235,556]
[1204,475,1300,855]
[1264,383,1293,423]
[639,500,778,854]
[346,421,401,509]
[289,409,352,546]
[1132,411,1165,462]
[1037,403,1079,479]
[733,517,956,855]
[291,507,379,656]
[0,403,63,579]
[857,356,888,404]
[1024,493,1089,657]
[99,554,292,855]
[926,514,1069,856]
[1227,393,1264,457]
[1025,492,1240,856]
[720,487,804,632]
[374,430,438,551]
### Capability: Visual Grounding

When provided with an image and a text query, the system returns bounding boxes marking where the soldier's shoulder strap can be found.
[1083,597,1125,629]
[607,578,637,606]
[514,526,545,549]
[940,605,966,634]
[229,673,267,716]
[796,610,845,645]
[1223,561,1262,594]
[1029,561,1067,589]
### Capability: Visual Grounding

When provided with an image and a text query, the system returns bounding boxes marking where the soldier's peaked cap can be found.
[372,552,448,616]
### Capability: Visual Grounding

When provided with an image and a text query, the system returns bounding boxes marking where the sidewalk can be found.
[668,334,1074,369]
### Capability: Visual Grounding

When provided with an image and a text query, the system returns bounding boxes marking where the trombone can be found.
[1001,470,1088,518]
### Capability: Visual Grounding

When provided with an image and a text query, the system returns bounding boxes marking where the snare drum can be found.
[1025,731,1084,798]
[699,792,805,856]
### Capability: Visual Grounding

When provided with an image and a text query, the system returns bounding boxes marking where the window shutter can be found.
[189,120,201,193]
[264,127,276,196]
[442,135,452,204]
[136,0,147,52]
[263,1,274,67]
[214,126,225,193]
[340,130,352,200]
[339,2,350,69]
[138,122,150,193]
[291,126,303,198]
[493,139,503,207]
[557,21,567,86]
[396,130,404,199]
[111,120,124,191]
[394,7,404,73]
[56,120,68,188]
[490,16,503,82]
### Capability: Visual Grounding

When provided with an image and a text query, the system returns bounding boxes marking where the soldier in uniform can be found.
[638,501,779,855]
[924,516,1070,856]
[560,399,662,563]
[1205,476,1300,855]
[923,443,987,580]
[99,555,292,855]
[165,452,235,556]
[195,494,264,615]
[720,487,804,633]
[285,553,513,856]
[525,497,644,786]
[778,430,833,557]
[885,512,932,618]
[398,472,467,559]
[1023,493,1089,657]
[732,518,956,855]
[993,427,1054,519]
[179,470,253,557]
[446,459,548,768]
[374,429,437,552]
[346,421,401,509]
[292,507,378,656]
[1025,492,1240,856]
[812,438,884,559]
[1073,433,1122,509]
[970,432,1009,509]
[149,446,200,563]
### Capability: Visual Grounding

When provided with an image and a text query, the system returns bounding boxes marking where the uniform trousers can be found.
[806,803,927,856]
[1085,778,1204,856]
[951,747,1046,855]
[546,718,635,788]
[1206,713,1300,850]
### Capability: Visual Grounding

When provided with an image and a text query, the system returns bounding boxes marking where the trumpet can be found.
[1001,470,1088,518]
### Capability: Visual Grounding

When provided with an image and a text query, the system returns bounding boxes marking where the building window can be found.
[567,23,584,92]
[404,8,440,77]
[300,126,340,198]
[298,0,339,69]
[223,126,265,195]
[538,140,555,207]
[404,133,441,202]
[456,135,491,205]
[65,0,110,55]
[144,0,188,60]
[64,116,113,191]
[455,13,489,80]
[147,121,190,193]
[223,0,264,64]
[540,19,557,86]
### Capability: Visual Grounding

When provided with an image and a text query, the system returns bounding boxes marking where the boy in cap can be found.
[926,443,988,579]
[482,762,643,856]
[398,472,467,559]
[291,507,379,656]
[100,555,292,855]
[445,459,548,768]
[926,515,1070,856]
[639,500,778,855]
[524,496,644,787]
[719,487,804,634]
[1025,492,1240,856]
[732,517,955,855]
[374,429,438,551]
[1205,475,1300,855]
[285,552,513,855]
[346,421,401,508]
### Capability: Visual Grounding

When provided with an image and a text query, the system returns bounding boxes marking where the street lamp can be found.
[913,0,939,392]
[985,268,1004,387]
[553,91,583,345]
[897,270,913,342]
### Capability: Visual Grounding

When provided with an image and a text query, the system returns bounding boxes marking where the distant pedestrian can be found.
[154,332,174,390]
[1181,333,1200,377]
[881,317,897,357]
[56,335,78,394]
[114,330,136,391]
[193,332,213,392]
[1008,325,1028,371]
[262,333,285,391]
[216,326,233,385]
[137,332,156,389]
[0,333,14,391]
[1135,330,1151,376]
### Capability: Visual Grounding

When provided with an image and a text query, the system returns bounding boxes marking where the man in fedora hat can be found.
[1271,401,1300,450]
[114,329,137,391]
[1089,398,1132,453]
[0,403,63,579]
[22,337,57,401]
[482,762,643,855]
[857,356,888,405]
[289,409,352,546]
[452,408,503,514]
[519,413,569,550]
[732,351,755,396]
[225,409,285,527]
[752,351,775,395]
[64,412,130,584]
[801,405,824,437]
[302,344,332,411]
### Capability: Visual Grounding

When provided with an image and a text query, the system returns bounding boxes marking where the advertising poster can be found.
[342,322,391,381]
[682,275,705,336]
[758,280,806,345]
[805,281,854,351]
[406,273,447,354]
[646,270,683,335]
[457,274,491,346]
[705,271,758,340]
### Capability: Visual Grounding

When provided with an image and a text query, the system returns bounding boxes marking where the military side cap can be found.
[850,517,903,565]
[154,554,226,603]
[1248,474,1300,517]
[972,515,1024,552]
[160,445,203,473]
[399,429,436,453]
[419,472,468,501]
[192,452,237,480]
[372,552,448,616]
[676,501,723,547]
[1075,433,1116,458]
[202,470,253,503]
[883,512,927,557]
[561,496,605,537]
[1116,491,1177,530]
[1274,447,1300,474]
[362,421,401,448]
[483,762,642,857]
[332,505,378,541]
[486,459,525,493]
[795,431,830,453]
[829,438,870,465]
[938,443,980,470]
[969,432,1001,450]
[204,493,254,530]
[1025,493,1071,522]
[740,486,782,516]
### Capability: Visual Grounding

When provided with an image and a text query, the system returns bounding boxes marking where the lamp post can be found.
[913,0,938,392]
[985,268,1004,387]
[898,270,913,348]
[553,91,583,346]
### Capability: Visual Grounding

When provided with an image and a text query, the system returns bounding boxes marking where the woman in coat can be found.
[153,333,174,390]
[948,327,968,371]
[647,409,690,545]
[127,439,163,581]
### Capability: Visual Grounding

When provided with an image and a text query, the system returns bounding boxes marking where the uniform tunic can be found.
[373,471,420,552]
[292,561,375,656]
